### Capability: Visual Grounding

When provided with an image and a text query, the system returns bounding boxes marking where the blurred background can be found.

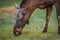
[0,0,60,40]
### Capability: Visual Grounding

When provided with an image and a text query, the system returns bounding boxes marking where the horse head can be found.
[13,4,26,36]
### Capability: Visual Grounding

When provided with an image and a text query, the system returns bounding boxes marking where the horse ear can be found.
[15,3,20,9]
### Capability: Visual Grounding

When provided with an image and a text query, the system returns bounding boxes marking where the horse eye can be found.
[17,15,19,17]
[16,14,23,20]
[16,15,20,19]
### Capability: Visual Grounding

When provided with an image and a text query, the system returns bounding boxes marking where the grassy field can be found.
[0,0,60,40]
[0,0,21,8]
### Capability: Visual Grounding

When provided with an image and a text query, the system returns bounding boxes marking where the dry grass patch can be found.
[0,6,17,14]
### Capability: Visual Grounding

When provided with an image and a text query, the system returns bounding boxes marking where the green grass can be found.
[0,0,21,8]
[0,5,60,40]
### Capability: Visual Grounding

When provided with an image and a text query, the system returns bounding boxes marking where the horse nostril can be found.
[14,30,20,36]
[14,31,21,36]
[13,28,21,36]
[16,28,20,31]
[15,31,19,36]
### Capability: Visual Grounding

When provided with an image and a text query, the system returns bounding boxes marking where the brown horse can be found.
[13,0,60,36]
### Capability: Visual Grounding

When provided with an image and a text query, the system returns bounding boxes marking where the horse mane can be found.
[22,0,28,3]
[20,0,28,7]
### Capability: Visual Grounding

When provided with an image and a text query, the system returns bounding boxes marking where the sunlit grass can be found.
[0,6,17,13]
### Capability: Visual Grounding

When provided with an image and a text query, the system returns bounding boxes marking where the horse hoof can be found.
[58,32,60,35]
[42,30,47,33]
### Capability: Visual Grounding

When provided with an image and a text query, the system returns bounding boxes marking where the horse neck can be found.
[20,0,31,8]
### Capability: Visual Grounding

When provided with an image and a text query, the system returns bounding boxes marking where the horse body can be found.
[20,0,56,8]
[13,0,60,36]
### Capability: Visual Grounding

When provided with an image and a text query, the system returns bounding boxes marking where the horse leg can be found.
[55,2,60,34]
[57,12,60,34]
[43,6,52,32]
